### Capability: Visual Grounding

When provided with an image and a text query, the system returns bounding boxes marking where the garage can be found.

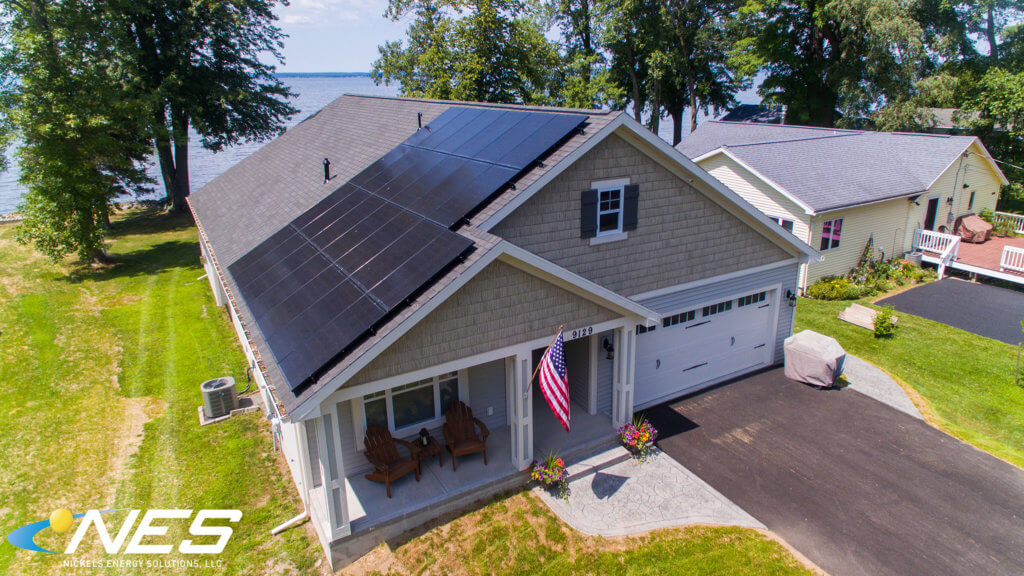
[634,288,778,408]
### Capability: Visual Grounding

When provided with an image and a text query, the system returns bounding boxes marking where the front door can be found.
[924,197,939,231]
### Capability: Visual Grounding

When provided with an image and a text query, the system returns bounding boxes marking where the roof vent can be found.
[201,377,238,420]
[323,158,331,183]
[417,112,423,129]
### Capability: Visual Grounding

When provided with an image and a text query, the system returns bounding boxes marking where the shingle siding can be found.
[491,134,792,297]
[346,260,621,388]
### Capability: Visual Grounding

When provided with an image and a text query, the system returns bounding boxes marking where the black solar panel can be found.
[229,106,588,391]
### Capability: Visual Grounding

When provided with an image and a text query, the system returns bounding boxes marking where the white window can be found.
[597,187,623,235]
[361,372,460,435]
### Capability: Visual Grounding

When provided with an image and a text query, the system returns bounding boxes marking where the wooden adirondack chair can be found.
[442,401,490,471]
[363,425,420,498]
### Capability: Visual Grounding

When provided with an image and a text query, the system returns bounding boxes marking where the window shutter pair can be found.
[579,184,639,238]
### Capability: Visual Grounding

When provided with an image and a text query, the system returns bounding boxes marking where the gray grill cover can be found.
[784,330,846,387]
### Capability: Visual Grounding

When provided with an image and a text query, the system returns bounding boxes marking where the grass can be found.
[0,209,819,575]
[795,294,1024,468]
[0,209,324,575]
[347,492,816,576]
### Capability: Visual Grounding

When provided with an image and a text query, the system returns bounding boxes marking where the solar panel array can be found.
[229,107,588,391]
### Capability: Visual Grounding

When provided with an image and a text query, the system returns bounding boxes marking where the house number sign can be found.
[566,326,595,341]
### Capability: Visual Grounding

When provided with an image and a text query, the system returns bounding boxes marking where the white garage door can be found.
[634,289,777,408]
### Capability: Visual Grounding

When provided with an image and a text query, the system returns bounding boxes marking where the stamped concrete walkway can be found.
[535,445,762,536]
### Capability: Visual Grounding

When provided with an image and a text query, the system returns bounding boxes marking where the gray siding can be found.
[565,337,591,410]
[467,359,507,430]
[348,260,620,387]
[491,133,792,297]
[336,400,373,475]
[596,330,614,415]
[637,262,800,363]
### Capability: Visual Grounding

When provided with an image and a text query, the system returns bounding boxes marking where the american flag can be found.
[538,329,570,432]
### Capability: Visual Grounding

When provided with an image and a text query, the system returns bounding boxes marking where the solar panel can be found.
[229,106,588,391]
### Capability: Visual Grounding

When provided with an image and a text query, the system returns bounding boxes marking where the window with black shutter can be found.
[582,182,638,240]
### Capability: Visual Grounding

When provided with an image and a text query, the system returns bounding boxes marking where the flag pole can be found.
[524,325,563,397]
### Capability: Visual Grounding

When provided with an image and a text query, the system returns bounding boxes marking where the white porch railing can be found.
[995,211,1024,234]
[913,229,961,279]
[1001,246,1024,273]
[912,228,959,255]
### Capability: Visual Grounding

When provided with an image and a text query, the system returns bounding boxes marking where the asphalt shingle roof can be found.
[188,94,614,415]
[676,121,981,213]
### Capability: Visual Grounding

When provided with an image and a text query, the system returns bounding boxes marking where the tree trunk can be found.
[669,105,683,146]
[686,68,698,133]
[987,6,999,61]
[648,79,660,135]
[153,104,177,207]
[170,106,190,214]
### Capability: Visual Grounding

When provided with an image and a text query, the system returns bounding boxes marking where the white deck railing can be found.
[913,229,959,254]
[995,211,1024,234]
[913,229,961,279]
[1001,246,1024,273]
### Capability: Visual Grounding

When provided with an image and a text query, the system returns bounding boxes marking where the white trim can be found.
[592,177,631,189]
[477,115,818,262]
[589,231,628,245]
[694,148,817,216]
[588,334,599,416]
[629,258,798,303]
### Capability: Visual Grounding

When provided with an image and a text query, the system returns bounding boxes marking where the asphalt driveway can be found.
[644,368,1024,576]
[876,278,1024,345]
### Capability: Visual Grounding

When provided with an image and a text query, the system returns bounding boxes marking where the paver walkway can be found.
[535,445,761,537]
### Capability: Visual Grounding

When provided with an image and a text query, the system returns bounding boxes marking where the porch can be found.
[912,228,1024,285]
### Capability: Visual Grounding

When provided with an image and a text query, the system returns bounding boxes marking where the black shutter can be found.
[580,189,598,238]
[622,184,639,231]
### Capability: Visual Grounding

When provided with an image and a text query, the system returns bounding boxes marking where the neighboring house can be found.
[677,121,1009,289]
[188,95,816,568]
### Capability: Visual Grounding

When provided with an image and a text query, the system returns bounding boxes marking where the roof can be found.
[190,96,817,419]
[677,121,1006,213]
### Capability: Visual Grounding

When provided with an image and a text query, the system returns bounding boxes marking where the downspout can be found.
[271,510,308,535]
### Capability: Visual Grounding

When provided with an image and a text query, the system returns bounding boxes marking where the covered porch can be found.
[912,228,1024,285]
[298,318,639,555]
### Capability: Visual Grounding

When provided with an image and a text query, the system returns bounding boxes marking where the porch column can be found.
[611,326,636,428]
[323,404,351,539]
[507,352,533,470]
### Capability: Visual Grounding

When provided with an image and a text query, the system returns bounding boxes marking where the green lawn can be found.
[0,210,323,575]
[795,294,1024,468]
[1,209,818,575]
[349,492,815,576]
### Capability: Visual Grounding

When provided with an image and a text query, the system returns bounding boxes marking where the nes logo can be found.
[6,508,242,555]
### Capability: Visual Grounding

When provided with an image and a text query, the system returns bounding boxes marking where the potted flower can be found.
[618,415,658,462]
[530,452,569,500]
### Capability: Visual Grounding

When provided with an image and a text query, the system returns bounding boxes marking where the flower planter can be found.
[618,416,658,462]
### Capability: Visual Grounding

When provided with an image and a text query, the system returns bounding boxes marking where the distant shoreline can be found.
[276,72,370,78]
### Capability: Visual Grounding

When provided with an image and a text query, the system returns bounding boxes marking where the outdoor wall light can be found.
[963,183,970,188]
[786,289,797,307]
[602,337,614,360]
[946,196,954,205]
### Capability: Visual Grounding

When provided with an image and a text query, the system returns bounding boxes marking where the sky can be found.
[274,0,407,72]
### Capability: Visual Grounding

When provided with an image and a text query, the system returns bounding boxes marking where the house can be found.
[677,121,1009,289]
[188,95,817,567]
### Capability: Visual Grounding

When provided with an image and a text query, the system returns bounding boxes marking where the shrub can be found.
[979,208,1018,237]
[805,276,865,300]
[874,306,898,338]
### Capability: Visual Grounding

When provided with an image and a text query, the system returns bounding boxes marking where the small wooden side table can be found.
[416,434,444,471]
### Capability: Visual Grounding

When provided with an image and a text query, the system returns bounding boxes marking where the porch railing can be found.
[913,229,961,279]
[1001,246,1024,274]
[995,211,1024,235]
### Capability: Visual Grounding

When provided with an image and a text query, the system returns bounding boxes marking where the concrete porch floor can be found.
[346,426,518,531]
[534,400,615,457]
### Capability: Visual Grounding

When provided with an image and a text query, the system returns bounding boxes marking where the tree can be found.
[731,0,927,127]
[373,0,562,104]
[660,0,743,143]
[547,0,623,108]
[107,0,297,213]
[601,0,662,123]
[2,0,151,262]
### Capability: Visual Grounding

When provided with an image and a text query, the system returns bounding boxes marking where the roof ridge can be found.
[725,132,864,148]
[341,93,610,116]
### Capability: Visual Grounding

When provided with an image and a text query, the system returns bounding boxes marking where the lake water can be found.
[0,73,755,214]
